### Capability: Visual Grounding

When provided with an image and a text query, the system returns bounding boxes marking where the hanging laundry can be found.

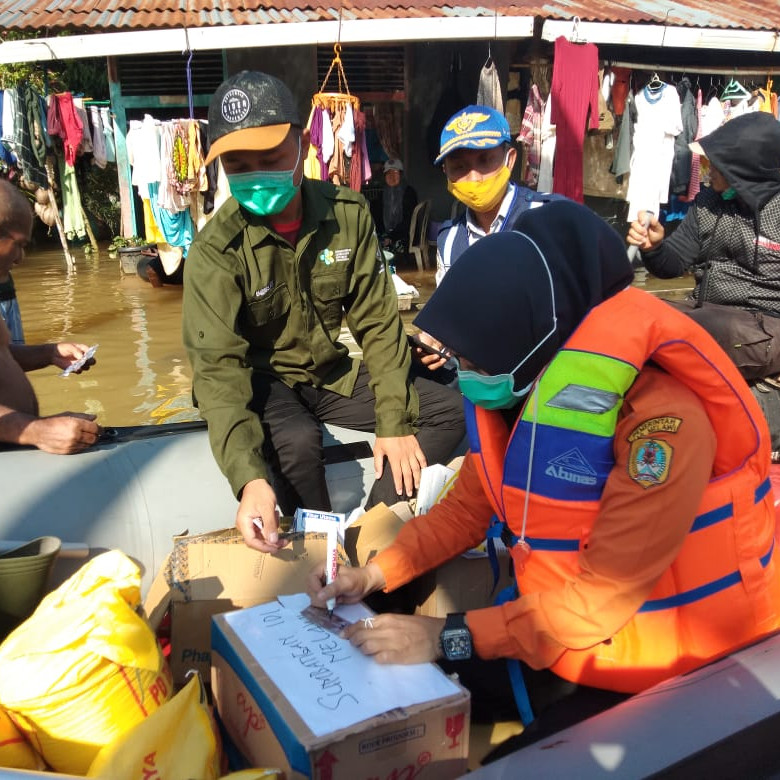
[89,106,107,168]
[625,77,683,221]
[73,99,93,156]
[48,92,83,168]
[517,83,545,188]
[550,36,600,202]
[3,84,49,189]
[186,119,207,194]
[0,94,18,171]
[100,107,116,163]
[126,114,161,200]
[537,96,556,194]
[610,67,632,116]
[684,87,704,202]
[337,102,355,157]
[304,105,325,181]
[476,58,504,113]
[349,108,371,192]
[56,156,87,241]
[610,89,637,182]
[328,100,348,185]
[147,181,193,255]
[670,76,698,196]
[321,108,334,166]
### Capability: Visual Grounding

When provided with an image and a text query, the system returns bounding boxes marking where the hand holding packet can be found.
[61,344,99,377]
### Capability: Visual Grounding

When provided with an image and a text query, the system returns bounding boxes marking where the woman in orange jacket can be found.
[308,200,780,751]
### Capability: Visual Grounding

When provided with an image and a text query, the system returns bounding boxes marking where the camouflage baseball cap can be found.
[204,71,301,165]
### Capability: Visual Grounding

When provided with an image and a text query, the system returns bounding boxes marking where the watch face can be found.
[442,628,472,661]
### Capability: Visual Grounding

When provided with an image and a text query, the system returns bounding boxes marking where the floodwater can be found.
[13,242,694,428]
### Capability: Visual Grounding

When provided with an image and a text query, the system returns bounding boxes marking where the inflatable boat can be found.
[3,422,780,777]
[0,420,376,596]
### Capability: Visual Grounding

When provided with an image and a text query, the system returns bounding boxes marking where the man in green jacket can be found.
[182,71,464,553]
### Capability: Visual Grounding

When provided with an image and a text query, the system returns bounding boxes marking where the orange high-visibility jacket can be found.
[467,286,780,692]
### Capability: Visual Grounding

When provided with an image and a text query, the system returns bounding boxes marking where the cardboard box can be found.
[412,546,515,618]
[143,503,414,687]
[143,527,331,686]
[212,603,470,779]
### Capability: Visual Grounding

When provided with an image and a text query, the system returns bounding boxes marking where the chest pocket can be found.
[312,272,348,330]
[246,283,291,347]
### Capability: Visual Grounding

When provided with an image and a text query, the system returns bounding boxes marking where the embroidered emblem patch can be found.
[445,111,492,136]
[627,417,682,441]
[318,248,335,266]
[221,88,251,124]
[628,438,673,488]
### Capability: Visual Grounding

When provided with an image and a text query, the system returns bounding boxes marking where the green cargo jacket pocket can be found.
[312,272,348,331]
[246,283,291,347]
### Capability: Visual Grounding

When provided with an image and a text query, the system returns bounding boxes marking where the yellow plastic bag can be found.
[88,674,221,780]
[0,706,44,770]
[0,550,172,775]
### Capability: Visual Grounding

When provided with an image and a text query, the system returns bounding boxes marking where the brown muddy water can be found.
[13,242,694,428]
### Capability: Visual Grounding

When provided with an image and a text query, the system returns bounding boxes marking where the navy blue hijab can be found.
[414,200,634,390]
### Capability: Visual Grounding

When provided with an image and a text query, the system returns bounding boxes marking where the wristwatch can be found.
[440,612,473,661]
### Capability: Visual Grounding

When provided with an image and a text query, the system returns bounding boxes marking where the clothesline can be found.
[511,60,777,78]
[603,61,777,77]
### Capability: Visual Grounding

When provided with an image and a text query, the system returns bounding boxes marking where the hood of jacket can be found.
[413,200,634,388]
[698,112,780,214]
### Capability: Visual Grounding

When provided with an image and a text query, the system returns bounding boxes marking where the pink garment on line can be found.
[550,37,600,203]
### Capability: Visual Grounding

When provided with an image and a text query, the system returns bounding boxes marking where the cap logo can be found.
[446,111,491,136]
[221,88,251,124]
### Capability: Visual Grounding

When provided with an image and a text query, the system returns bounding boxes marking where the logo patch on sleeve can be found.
[628,438,673,488]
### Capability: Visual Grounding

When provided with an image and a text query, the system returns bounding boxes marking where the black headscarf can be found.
[413,200,634,389]
[697,112,780,214]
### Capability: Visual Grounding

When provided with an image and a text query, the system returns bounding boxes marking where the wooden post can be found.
[80,205,99,253]
[44,158,75,271]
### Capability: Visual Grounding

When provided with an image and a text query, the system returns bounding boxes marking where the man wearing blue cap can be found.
[433,104,561,286]
[411,105,561,377]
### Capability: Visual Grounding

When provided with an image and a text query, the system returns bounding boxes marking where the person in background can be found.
[412,105,561,377]
[137,245,184,287]
[309,200,780,755]
[371,159,417,258]
[0,317,100,454]
[182,71,465,554]
[627,112,780,384]
[0,178,32,344]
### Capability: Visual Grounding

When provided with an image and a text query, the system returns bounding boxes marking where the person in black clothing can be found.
[371,159,417,256]
[627,112,780,384]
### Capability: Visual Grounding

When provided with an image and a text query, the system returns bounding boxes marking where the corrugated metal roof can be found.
[0,0,776,34]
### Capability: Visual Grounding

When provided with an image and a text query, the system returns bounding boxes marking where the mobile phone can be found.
[408,333,451,361]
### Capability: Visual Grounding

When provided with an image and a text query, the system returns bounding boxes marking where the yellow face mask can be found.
[447,164,511,213]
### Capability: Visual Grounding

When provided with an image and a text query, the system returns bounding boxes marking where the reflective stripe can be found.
[690,477,770,532]
[639,538,775,613]
[518,477,771,548]
[546,384,622,414]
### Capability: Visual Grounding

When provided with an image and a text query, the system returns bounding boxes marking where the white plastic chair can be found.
[408,199,431,272]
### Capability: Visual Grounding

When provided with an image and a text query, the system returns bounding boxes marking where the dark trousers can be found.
[249,363,465,514]
[438,655,629,764]
[667,299,780,381]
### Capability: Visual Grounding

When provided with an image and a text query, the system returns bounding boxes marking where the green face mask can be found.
[457,369,534,410]
[721,187,737,201]
[227,138,302,216]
